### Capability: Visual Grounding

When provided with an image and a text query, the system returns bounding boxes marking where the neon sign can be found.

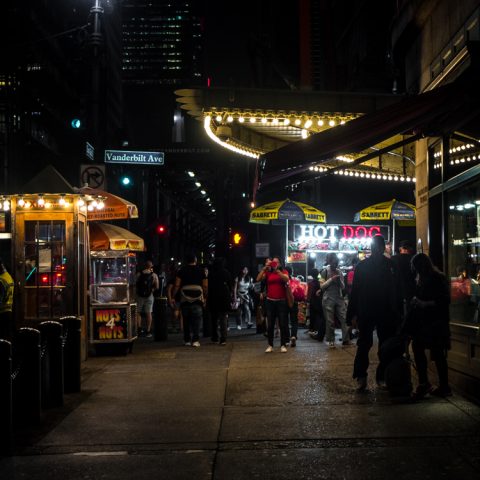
[291,224,390,252]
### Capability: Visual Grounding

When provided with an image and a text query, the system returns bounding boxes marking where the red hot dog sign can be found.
[290,224,390,251]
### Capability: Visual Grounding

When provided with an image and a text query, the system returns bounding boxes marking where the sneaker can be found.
[237,325,242,330]
[247,323,253,329]
[356,377,367,392]
[146,332,153,338]
[265,345,273,353]
[376,380,388,390]
[328,341,335,348]
[411,383,432,401]
[192,341,201,347]
[219,341,226,346]
[280,345,288,353]
[308,331,318,337]
[290,336,296,347]
[430,386,452,398]
[342,340,354,346]
[184,342,191,346]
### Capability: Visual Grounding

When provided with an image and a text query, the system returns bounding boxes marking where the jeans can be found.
[412,339,449,388]
[238,300,252,326]
[322,296,348,343]
[353,318,395,381]
[288,301,299,338]
[210,308,228,342]
[181,303,203,343]
[266,299,289,347]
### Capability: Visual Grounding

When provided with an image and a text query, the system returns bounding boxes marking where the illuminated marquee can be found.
[290,223,390,252]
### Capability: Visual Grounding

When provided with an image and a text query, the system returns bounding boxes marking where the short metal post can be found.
[39,321,64,408]
[0,339,12,455]
[154,297,168,341]
[59,317,82,393]
[13,328,41,425]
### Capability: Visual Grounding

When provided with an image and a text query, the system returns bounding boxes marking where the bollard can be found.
[0,339,12,455]
[12,328,41,426]
[39,321,64,408]
[59,316,81,393]
[154,297,168,341]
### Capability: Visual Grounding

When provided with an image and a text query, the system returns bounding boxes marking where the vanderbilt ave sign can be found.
[104,150,165,165]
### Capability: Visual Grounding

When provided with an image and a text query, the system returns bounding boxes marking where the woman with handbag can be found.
[408,253,452,399]
[234,267,254,329]
[256,257,290,353]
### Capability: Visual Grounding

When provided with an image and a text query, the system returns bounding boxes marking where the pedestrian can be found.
[391,239,416,321]
[171,253,208,347]
[307,269,325,341]
[135,260,160,338]
[407,253,452,399]
[384,241,393,258]
[166,262,182,333]
[319,253,351,348]
[256,256,290,353]
[0,258,14,341]
[346,235,399,391]
[285,267,305,347]
[207,257,233,345]
[234,266,254,329]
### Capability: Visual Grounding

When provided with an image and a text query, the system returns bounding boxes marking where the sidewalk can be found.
[2,328,480,479]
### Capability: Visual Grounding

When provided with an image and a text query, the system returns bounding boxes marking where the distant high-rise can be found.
[122,0,204,86]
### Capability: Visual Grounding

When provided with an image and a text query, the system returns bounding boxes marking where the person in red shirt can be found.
[256,257,290,353]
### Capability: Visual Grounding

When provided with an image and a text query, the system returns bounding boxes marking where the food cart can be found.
[88,222,144,354]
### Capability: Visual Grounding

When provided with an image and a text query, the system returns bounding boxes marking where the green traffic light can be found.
[71,118,81,129]
[121,176,131,186]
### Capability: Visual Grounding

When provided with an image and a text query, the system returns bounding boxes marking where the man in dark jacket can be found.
[346,235,399,391]
[391,240,416,321]
[207,257,233,345]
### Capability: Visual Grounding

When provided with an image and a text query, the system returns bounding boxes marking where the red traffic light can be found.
[156,224,167,234]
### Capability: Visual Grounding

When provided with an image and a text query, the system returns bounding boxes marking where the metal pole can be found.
[90,0,103,162]
[285,218,289,264]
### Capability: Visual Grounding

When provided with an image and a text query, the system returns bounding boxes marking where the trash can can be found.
[154,297,168,341]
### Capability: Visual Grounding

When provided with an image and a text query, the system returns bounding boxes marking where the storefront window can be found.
[447,179,480,324]
[24,220,68,319]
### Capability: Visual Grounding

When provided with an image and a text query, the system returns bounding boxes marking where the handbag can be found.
[285,283,294,309]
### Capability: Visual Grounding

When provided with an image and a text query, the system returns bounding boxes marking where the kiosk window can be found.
[24,220,68,319]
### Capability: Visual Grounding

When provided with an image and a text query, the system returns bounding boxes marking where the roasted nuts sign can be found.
[92,307,128,341]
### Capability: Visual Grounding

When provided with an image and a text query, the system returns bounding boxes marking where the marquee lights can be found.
[307,165,415,183]
[13,194,106,211]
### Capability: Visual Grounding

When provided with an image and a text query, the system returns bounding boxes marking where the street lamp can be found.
[89,0,104,162]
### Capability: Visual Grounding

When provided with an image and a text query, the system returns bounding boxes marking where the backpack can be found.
[136,272,154,298]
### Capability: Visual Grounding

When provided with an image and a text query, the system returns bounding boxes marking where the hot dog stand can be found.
[88,222,144,354]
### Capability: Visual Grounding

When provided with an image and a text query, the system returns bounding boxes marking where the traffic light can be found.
[233,232,242,245]
[156,224,167,235]
[70,118,82,129]
[231,230,245,247]
[120,175,132,186]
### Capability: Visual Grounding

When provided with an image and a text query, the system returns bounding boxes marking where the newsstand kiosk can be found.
[88,222,144,355]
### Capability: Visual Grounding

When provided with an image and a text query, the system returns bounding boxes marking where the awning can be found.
[258,65,480,190]
[77,186,139,221]
[89,222,145,251]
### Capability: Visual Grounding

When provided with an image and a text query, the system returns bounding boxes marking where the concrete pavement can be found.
[2,327,480,479]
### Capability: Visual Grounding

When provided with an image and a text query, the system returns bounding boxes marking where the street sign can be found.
[104,150,164,165]
[86,142,94,161]
[80,164,105,190]
[255,243,270,258]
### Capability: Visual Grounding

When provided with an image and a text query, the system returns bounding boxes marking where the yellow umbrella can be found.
[89,222,145,251]
[250,199,326,262]
[354,198,415,251]
[250,199,326,224]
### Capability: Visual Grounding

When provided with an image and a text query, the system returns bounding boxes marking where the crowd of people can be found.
[135,234,452,401]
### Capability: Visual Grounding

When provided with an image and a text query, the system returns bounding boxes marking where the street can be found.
[2,327,480,479]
